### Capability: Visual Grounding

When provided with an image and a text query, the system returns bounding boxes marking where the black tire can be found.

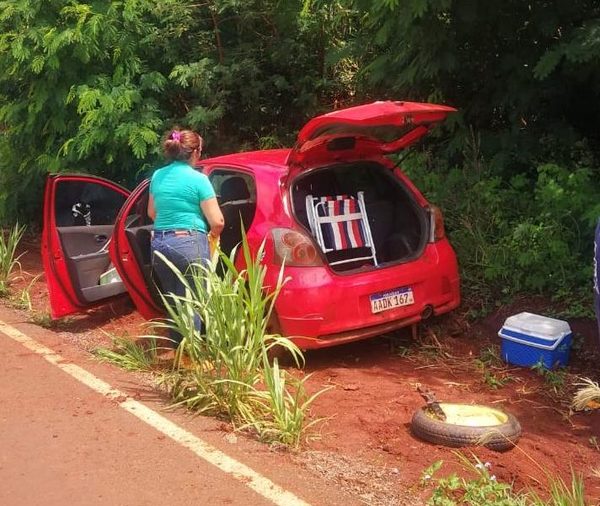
[411,406,522,452]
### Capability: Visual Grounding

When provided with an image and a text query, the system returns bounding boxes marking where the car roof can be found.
[202,148,291,175]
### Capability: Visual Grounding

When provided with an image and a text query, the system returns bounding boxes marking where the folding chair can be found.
[305,191,378,267]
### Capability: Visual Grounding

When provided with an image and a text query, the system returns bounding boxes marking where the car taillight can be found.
[429,205,446,242]
[272,228,323,266]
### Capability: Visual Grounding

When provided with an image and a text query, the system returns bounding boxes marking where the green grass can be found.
[11,273,41,310]
[243,353,331,447]
[154,230,328,446]
[474,346,515,390]
[0,224,25,296]
[531,362,567,394]
[526,472,587,506]
[93,335,161,372]
[29,312,75,330]
[422,454,524,505]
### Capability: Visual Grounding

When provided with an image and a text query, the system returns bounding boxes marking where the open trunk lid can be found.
[285,100,456,176]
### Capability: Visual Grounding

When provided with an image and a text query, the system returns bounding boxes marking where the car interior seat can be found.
[219,176,256,255]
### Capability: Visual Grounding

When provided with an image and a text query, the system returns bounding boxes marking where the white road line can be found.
[0,319,311,506]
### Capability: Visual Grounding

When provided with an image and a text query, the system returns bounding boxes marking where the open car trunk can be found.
[291,162,429,272]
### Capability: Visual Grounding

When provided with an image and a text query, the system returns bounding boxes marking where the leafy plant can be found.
[481,370,514,390]
[244,352,330,447]
[405,150,600,315]
[526,473,587,506]
[12,273,42,311]
[94,335,161,372]
[477,346,504,368]
[531,362,568,394]
[422,454,524,506]
[155,231,326,446]
[473,346,514,390]
[422,454,588,506]
[157,239,301,418]
[0,224,25,296]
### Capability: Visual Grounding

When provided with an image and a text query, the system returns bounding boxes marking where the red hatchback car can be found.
[42,101,460,349]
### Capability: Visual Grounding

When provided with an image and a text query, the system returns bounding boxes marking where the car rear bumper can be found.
[271,241,460,349]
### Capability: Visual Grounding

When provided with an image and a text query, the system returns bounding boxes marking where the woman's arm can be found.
[147,194,156,221]
[200,197,225,238]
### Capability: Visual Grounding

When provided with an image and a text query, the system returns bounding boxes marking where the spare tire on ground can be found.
[411,403,522,452]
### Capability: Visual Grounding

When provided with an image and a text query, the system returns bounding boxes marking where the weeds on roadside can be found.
[244,352,330,447]
[29,312,75,330]
[422,452,588,505]
[526,472,587,505]
[531,362,567,394]
[154,231,327,447]
[0,223,25,296]
[422,453,523,505]
[11,273,41,310]
[474,346,515,390]
[481,370,514,389]
[94,335,162,372]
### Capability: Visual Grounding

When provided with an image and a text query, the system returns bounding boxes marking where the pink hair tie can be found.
[170,130,181,142]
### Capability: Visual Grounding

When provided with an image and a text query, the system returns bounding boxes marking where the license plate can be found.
[370,287,414,314]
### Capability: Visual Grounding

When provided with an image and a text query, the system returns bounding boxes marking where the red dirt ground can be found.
[7,238,600,505]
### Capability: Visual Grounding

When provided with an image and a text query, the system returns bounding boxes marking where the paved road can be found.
[0,307,355,506]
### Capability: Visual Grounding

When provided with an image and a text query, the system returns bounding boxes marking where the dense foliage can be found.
[1,0,599,307]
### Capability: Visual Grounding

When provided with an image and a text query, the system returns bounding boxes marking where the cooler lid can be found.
[502,312,571,341]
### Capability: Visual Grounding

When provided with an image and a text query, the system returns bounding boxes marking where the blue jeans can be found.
[151,230,210,346]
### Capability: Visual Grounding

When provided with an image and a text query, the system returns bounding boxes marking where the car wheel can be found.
[410,404,522,452]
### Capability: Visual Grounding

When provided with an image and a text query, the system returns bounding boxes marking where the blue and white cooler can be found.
[498,312,572,369]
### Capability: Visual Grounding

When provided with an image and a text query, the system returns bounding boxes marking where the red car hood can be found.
[285,100,456,175]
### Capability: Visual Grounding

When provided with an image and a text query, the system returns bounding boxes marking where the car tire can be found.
[410,405,522,452]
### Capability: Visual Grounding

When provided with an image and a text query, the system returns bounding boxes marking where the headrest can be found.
[221,176,250,202]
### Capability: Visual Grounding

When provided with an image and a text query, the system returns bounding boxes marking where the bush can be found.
[404,146,600,314]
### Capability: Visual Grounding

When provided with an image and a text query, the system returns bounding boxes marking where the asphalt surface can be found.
[0,305,356,506]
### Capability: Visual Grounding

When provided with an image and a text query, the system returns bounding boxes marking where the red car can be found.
[42,100,460,349]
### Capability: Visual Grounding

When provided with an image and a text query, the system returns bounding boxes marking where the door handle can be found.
[95,234,108,243]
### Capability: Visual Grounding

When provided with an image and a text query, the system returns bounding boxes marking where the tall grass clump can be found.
[246,350,329,447]
[526,473,587,506]
[155,231,324,447]
[0,223,26,296]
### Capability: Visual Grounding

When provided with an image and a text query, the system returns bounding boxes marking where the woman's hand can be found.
[201,197,225,238]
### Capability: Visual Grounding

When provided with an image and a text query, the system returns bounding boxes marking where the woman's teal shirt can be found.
[149,161,216,232]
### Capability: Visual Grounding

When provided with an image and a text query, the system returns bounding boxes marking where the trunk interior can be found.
[291,162,429,272]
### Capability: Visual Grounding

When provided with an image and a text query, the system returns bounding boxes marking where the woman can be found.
[148,129,224,345]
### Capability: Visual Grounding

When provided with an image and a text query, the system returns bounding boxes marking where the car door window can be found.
[208,168,257,255]
[54,180,127,227]
[209,170,256,204]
